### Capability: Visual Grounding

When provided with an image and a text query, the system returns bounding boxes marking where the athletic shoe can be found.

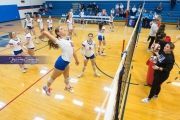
[42,39,47,42]
[36,41,39,44]
[94,72,100,77]
[64,86,74,93]
[78,72,84,78]
[43,86,52,96]
[141,98,150,103]
[153,95,158,100]
[101,52,106,56]
[21,68,26,73]
[23,65,28,69]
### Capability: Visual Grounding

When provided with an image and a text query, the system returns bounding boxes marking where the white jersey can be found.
[37,18,44,29]
[25,18,33,27]
[80,12,84,17]
[149,23,159,36]
[82,40,95,57]
[24,33,35,48]
[98,26,105,36]
[9,38,22,51]
[55,39,74,62]
[67,18,73,30]
[47,19,53,27]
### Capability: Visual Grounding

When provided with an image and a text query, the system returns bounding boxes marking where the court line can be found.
[0,47,81,111]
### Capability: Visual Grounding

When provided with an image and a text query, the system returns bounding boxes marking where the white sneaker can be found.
[42,39,47,42]
[94,72,100,77]
[21,68,26,73]
[144,40,148,44]
[141,98,150,103]
[23,65,28,69]
[78,72,84,78]
[36,41,39,44]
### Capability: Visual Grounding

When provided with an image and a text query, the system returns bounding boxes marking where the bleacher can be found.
[42,1,180,23]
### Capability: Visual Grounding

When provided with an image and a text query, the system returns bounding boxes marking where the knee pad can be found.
[83,66,86,69]
[64,78,69,83]
[103,46,106,48]
[48,77,54,83]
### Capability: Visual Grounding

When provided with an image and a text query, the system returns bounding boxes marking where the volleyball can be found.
[176,35,180,40]
[150,56,158,63]
[152,43,161,51]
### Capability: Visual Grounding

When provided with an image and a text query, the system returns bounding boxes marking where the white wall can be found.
[0,0,45,18]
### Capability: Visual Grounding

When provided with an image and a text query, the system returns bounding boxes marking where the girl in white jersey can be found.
[66,14,73,39]
[47,16,53,35]
[97,22,106,56]
[109,14,114,32]
[39,26,79,96]
[8,32,27,73]
[79,9,85,28]
[24,28,35,57]
[24,14,38,44]
[37,14,46,42]
[78,33,100,78]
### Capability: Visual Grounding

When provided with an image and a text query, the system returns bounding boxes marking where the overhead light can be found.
[103,87,111,92]
[172,82,180,86]
[54,94,64,100]
[34,117,44,120]
[94,107,105,113]
[70,78,78,83]
[0,101,5,109]
[73,99,83,106]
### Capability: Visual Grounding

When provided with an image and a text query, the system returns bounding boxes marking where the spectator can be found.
[176,17,180,30]
[81,3,85,11]
[135,10,140,18]
[142,10,149,28]
[170,0,177,9]
[156,2,162,13]
[153,12,158,19]
[147,11,154,28]
[94,5,99,16]
[115,3,119,10]
[110,8,115,16]
[49,3,53,10]
[139,3,143,9]
[87,3,92,11]
[115,9,120,17]
[39,6,44,12]
[92,2,97,11]
[120,8,124,18]
[132,5,137,16]
[119,3,124,9]
[45,3,48,11]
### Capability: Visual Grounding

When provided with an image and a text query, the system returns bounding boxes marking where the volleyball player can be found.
[47,16,53,35]
[109,14,114,32]
[37,14,46,42]
[79,9,85,28]
[24,14,38,44]
[97,22,106,56]
[39,26,79,95]
[9,32,27,73]
[66,14,73,39]
[24,28,36,60]
[78,33,100,78]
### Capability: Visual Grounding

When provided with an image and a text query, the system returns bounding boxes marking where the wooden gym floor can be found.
[0,18,179,120]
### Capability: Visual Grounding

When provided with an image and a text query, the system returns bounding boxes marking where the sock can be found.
[66,84,70,88]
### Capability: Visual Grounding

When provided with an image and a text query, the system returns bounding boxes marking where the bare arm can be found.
[73,48,79,65]
[39,31,56,43]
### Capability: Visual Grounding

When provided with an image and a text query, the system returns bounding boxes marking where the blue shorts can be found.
[48,27,53,31]
[84,54,95,60]
[98,35,105,41]
[27,26,34,30]
[14,49,23,55]
[54,56,70,70]
[28,47,34,49]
